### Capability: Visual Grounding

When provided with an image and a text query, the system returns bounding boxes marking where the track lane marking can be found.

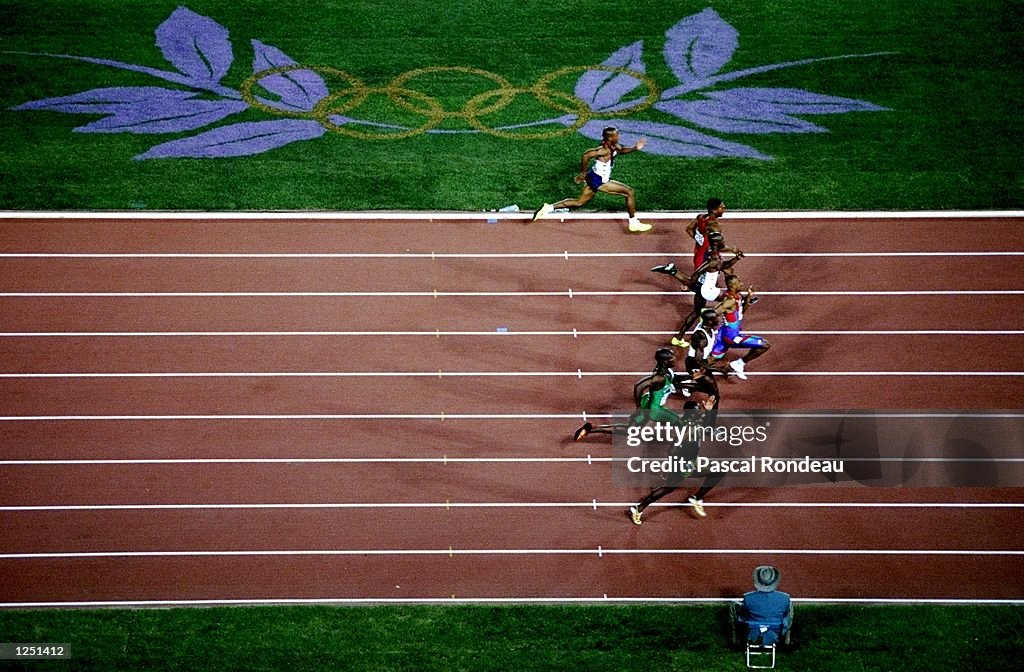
[4,409,1024,421]
[2,210,1023,220]
[1,370,1023,378]
[2,502,1022,511]
[2,548,1022,559]
[1,597,1022,607]
[2,290,1022,297]
[3,457,1022,465]
[1,329,1022,337]
[3,251,1024,259]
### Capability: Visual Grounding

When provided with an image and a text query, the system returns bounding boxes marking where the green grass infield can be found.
[1,0,1022,211]
[0,604,1021,671]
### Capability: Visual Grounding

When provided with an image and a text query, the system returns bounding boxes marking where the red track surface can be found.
[1,215,1023,606]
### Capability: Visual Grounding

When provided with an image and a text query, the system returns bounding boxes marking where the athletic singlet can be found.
[698,269,720,293]
[591,143,617,182]
[695,247,721,286]
[692,213,714,268]
[722,289,743,328]
[687,326,717,360]
[640,367,675,409]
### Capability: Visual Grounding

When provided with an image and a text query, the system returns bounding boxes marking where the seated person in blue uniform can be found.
[730,565,793,646]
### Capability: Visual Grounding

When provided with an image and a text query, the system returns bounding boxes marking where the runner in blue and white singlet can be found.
[531,126,652,233]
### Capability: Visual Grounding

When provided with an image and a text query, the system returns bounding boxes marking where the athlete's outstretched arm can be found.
[742,286,757,310]
[720,251,745,272]
[616,138,647,154]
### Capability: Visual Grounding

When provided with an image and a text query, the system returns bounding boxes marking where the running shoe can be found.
[670,337,690,348]
[573,422,593,442]
[729,358,748,380]
[650,262,677,275]
[629,506,643,525]
[688,497,707,517]
[531,203,554,222]
[628,218,652,233]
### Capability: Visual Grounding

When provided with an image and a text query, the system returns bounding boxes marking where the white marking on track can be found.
[1,209,1022,220]
[1,548,1020,559]
[2,502,1021,512]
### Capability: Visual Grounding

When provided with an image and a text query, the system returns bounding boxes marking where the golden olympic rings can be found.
[238,64,660,141]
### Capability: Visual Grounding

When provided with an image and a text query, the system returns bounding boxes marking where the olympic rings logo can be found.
[239,65,660,141]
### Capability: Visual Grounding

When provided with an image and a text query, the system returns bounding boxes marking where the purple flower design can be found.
[662,7,739,88]
[135,119,326,159]
[6,6,893,160]
[578,120,770,159]
[574,41,647,113]
[155,7,234,87]
[250,40,328,112]
[573,7,893,159]
[7,7,329,159]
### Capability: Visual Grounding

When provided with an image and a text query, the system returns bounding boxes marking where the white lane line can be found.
[1,290,1022,297]
[5,409,1024,422]
[2,251,1024,259]
[0,414,614,421]
[0,457,614,465]
[2,502,1022,511]
[1,597,1021,608]
[0,411,1022,422]
[1,371,1023,379]
[3,457,1023,466]
[1,329,1021,337]
[1,209,1022,219]
[1,548,1021,559]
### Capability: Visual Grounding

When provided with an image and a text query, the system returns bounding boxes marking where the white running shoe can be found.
[729,358,748,380]
[688,497,707,517]
[531,203,554,222]
[628,217,652,233]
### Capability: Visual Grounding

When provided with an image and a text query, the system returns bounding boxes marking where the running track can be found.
[1,212,1023,608]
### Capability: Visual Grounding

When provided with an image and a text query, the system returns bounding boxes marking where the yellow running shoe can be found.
[629,506,643,525]
[628,217,652,233]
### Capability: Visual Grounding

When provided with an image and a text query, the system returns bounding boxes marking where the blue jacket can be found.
[740,590,792,644]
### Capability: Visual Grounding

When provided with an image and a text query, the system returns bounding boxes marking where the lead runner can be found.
[532,126,651,233]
